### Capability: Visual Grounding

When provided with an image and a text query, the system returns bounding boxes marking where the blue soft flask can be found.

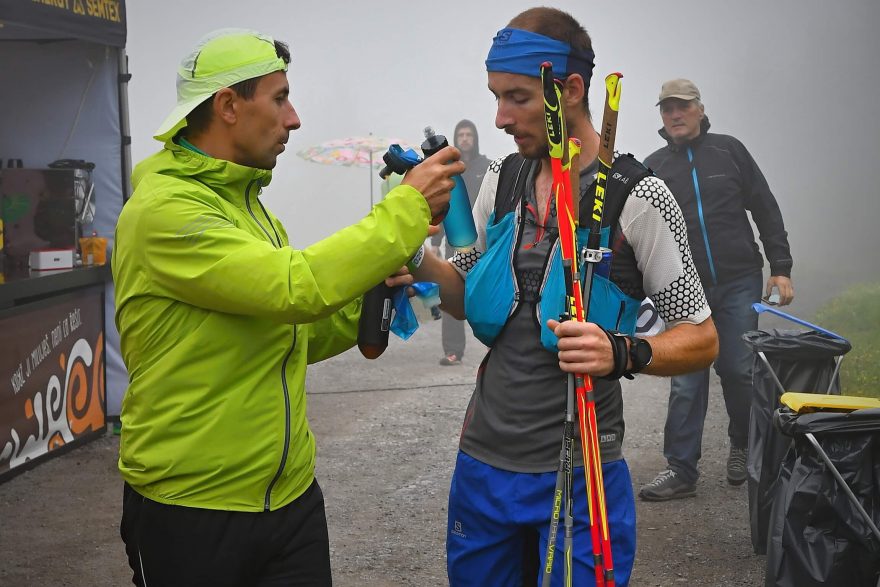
[420,127,478,251]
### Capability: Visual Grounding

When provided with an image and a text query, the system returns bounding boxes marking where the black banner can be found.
[0,0,126,46]
[0,287,106,478]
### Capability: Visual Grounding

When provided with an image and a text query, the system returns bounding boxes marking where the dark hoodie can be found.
[644,116,792,287]
[432,119,491,247]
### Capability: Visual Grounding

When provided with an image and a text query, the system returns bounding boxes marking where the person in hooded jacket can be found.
[639,78,794,501]
[430,119,491,365]
[112,28,462,586]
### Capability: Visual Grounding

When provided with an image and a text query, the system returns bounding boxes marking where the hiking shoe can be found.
[638,470,696,501]
[727,446,748,486]
[439,354,462,366]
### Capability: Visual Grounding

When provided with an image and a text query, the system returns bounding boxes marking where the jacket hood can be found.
[658,115,711,151]
[454,118,481,159]
[132,140,274,205]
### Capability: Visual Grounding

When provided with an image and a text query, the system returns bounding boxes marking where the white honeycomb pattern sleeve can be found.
[619,175,711,327]
[448,156,505,277]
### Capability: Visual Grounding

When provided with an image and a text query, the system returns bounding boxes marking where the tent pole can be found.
[117,48,133,202]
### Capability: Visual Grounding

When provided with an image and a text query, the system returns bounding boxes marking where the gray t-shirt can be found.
[451,154,709,473]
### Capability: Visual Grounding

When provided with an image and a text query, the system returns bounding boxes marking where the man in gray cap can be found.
[639,78,795,501]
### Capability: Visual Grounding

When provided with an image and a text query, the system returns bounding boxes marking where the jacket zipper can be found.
[244,178,294,511]
[244,179,281,247]
[686,147,718,285]
[264,334,295,511]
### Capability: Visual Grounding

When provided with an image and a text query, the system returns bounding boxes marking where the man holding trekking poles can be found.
[405,7,718,585]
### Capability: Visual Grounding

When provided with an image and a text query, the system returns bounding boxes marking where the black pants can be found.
[120,479,331,586]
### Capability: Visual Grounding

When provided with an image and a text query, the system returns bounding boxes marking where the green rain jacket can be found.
[113,141,430,512]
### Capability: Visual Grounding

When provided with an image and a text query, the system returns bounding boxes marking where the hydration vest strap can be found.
[493,152,652,235]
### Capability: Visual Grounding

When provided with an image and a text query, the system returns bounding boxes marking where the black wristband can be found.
[600,328,632,381]
[625,335,653,376]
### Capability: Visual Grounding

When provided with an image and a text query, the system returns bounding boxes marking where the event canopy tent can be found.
[0,0,131,416]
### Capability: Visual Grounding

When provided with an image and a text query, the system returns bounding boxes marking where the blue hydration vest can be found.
[465,154,651,352]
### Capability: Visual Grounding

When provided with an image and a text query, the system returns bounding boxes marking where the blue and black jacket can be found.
[644,117,792,288]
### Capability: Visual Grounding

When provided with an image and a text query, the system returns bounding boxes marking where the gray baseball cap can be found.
[656,78,701,105]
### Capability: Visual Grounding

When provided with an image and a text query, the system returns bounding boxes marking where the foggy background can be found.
[125,0,880,315]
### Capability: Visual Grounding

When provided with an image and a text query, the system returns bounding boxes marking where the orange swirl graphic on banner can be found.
[67,333,104,435]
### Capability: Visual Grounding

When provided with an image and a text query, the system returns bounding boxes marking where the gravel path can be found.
[0,320,766,585]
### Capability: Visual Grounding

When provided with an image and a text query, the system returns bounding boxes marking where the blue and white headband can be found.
[485,28,595,85]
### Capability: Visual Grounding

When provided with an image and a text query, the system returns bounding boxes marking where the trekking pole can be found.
[577,71,624,587]
[539,61,600,587]
[539,60,577,587]
[540,62,623,587]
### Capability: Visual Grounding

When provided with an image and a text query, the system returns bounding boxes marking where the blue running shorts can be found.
[447,450,636,586]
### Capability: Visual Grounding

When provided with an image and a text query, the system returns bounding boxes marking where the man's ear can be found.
[214,88,238,125]
[562,74,586,108]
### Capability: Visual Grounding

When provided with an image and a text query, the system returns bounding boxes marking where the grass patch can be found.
[815,282,880,397]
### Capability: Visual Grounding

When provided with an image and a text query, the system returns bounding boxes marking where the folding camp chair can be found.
[744,304,852,555]
[765,394,880,587]
[751,303,848,397]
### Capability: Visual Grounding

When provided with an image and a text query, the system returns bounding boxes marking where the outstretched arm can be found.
[374,221,466,319]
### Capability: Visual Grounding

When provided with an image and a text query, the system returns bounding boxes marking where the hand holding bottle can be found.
[401,145,464,224]
[357,261,419,359]
[418,127,478,250]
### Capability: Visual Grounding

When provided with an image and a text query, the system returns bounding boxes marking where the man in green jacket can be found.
[113,29,462,586]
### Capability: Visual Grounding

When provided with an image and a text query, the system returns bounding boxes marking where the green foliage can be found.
[815,282,880,397]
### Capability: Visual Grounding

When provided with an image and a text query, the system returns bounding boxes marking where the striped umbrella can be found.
[297,135,418,208]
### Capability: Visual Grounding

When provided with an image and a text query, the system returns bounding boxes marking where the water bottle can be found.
[410,282,442,323]
[420,127,478,251]
[357,281,395,359]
